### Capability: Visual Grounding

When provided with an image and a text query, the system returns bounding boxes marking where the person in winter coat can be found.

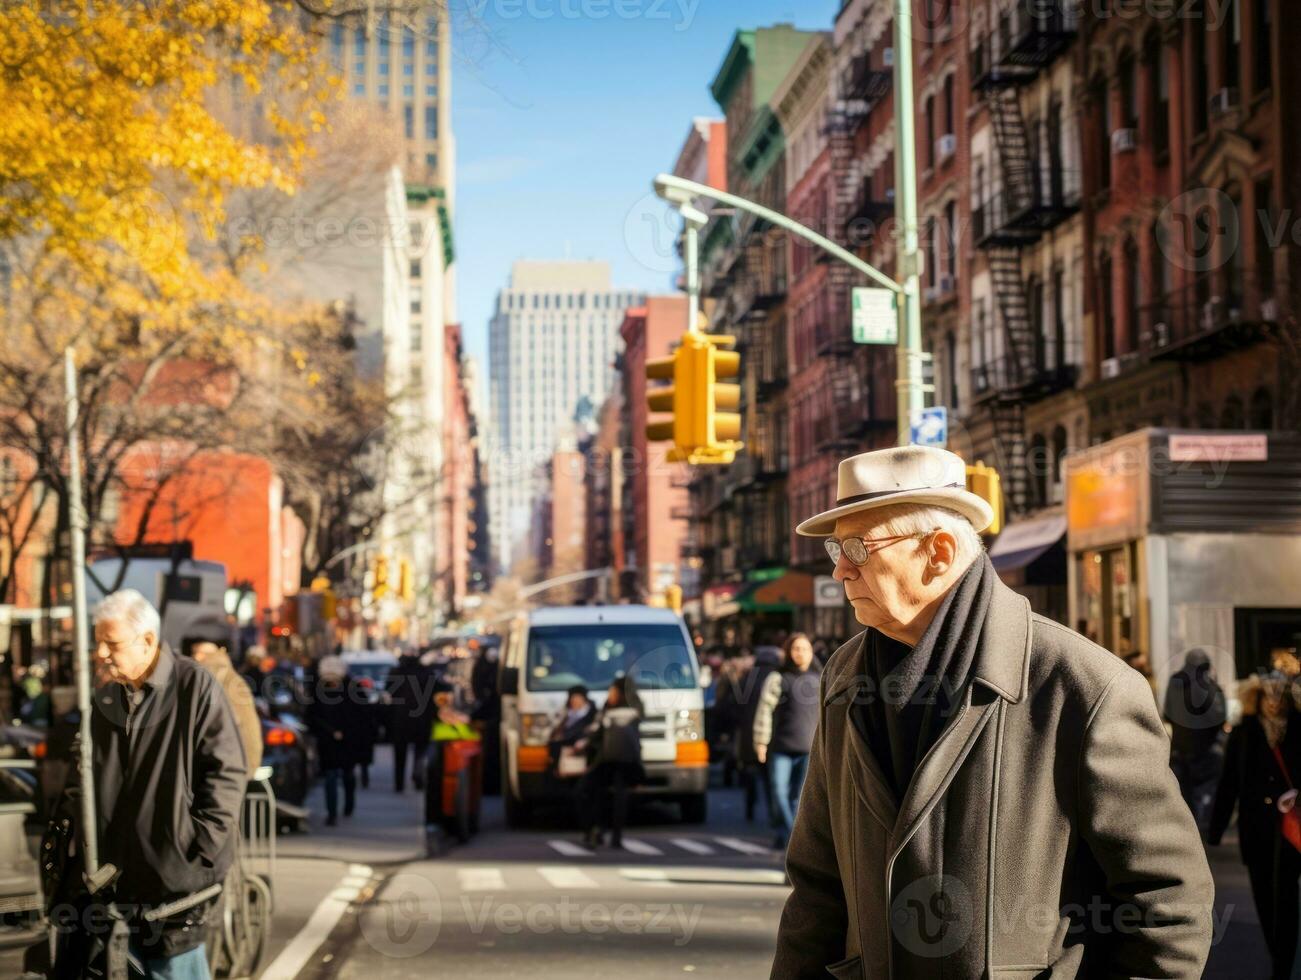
[183,613,263,775]
[306,656,369,826]
[1164,647,1227,835]
[385,651,436,792]
[579,674,643,850]
[737,645,783,825]
[1210,672,1301,979]
[548,685,597,771]
[753,633,821,849]
[773,446,1213,979]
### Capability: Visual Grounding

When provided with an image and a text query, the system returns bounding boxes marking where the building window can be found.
[1220,394,1244,429]
[404,104,414,138]
[426,62,436,77]
[1099,252,1115,360]
[410,259,420,279]
[1150,33,1170,156]
[426,152,437,169]
[354,28,365,57]
[403,32,415,59]
[1118,51,1138,129]
[404,62,414,77]
[411,297,421,314]
[1249,387,1273,429]
[411,326,422,352]
[425,106,437,138]
[1256,176,1275,301]
[426,39,437,57]
[1092,75,1111,189]
[1052,266,1067,368]
[1192,0,1209,134]
[1051,426,1067,492]
[943,74,954,135]
[379,62,389,76]
[944,200,957,280]
[1224,0,1241,95]
[1255,0,1273,94]
[1226,187,1245,306]
[925,95,935,167]
[353,82,365,96]
[1029,433,1049,509]
[378,84,389,97]
[945,330,958,409]
[425,85,436,98]
[1123,238,1141,355]
[354,60,365,76]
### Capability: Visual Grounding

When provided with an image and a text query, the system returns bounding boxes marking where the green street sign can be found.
[851,287,898,345]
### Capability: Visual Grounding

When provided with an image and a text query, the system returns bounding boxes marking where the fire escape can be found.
[819,51,895,447]
[969,3,1079,515]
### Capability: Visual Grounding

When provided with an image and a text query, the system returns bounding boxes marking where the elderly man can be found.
[771,447,1214,979]
[72,588,247,978]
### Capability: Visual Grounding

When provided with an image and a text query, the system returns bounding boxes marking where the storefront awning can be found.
[735,570,815,613]
[703,583,743,620]
[988,515,1067,572]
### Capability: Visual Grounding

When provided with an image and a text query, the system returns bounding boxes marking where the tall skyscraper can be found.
[488,261,645,574]
[326,4,454,192]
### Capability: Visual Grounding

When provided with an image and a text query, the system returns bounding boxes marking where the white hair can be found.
[93,588,161,641]
[866,503,985,568]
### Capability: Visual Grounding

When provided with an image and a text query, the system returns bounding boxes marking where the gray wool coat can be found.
[771,580,1215,979]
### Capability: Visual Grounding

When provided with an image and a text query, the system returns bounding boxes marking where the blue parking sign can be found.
[910,407,947,448]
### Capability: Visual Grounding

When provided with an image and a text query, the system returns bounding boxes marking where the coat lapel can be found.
[824,633,899,831]
[888,580,1032,855]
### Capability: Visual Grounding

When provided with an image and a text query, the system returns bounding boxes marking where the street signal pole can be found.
[893,0,927,448]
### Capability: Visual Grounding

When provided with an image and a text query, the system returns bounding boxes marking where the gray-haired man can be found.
[58,588,246,978]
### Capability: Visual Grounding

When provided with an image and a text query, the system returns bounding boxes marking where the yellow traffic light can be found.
[645,325,744,464]
[373,555,389,600]
[965,461,1004,536]
[398,558,414,602]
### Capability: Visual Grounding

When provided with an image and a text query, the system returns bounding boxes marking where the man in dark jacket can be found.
[73,588,247,978]
[773,447,1214,979]
[386,651,436,792]
[307,656,369,825]
[1164,647,1227,835]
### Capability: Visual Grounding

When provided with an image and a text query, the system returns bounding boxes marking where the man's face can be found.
[94,618,158,686]
[830,511,930,630]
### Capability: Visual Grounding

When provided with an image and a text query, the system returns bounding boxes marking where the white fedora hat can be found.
[795,445,993,537]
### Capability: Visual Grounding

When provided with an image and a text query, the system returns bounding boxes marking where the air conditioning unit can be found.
[1262,296,1279,321]
[1152,321,1170,347]
[923,283,940,302]
[883,47,894,67]
[1100,357,1121,379]
[938,275,955,295]
[1208,87,1240,118]
[936,133,958,162]
[1111,128,1137,153]
[1200,298,1221,331]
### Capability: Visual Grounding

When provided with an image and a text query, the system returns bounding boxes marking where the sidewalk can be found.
[1205,831,1270,978]
[278,744,428,865]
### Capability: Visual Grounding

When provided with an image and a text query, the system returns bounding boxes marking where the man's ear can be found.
[927,530,958,573]
[143,630,158,652]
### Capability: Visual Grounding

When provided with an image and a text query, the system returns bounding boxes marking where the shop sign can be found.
[814,576,843,608]
[1168,433,1267,463]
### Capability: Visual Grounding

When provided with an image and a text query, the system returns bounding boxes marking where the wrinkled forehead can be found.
[94,617,135,641]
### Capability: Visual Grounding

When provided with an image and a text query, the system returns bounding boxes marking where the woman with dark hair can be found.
[549,685,596,772]
[578,674,643,849]
[753,633,821,849]
[1210,672,1301,978]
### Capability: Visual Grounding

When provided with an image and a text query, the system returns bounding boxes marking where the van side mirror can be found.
[499,667,519,696]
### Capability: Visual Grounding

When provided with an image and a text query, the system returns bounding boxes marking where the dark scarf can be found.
[855,554,995,800]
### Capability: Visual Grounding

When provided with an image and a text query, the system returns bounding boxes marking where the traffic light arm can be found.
[653,174,903,296]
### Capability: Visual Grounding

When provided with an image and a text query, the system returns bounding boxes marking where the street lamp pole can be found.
[892,0,927,447]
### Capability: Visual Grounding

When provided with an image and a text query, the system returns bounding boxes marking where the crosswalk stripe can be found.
[458,868,506,892]
[538,866,599,889]
[619,838,663,856]
[714,836,772,857]
[547,839,594,857]
[670,837,715,855]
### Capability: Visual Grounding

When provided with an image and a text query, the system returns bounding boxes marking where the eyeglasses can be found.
[824,529,939,567]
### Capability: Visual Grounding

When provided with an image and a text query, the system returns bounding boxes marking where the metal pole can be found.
[892,0,927,446]
[64,347,97,875]
[684,217,700,332]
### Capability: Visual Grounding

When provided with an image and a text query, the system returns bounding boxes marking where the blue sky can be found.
[448,0,839,373]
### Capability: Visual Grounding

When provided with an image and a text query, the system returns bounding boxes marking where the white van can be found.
[499,605,708,827]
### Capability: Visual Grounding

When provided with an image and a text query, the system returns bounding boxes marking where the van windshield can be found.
[525,624,697,692]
